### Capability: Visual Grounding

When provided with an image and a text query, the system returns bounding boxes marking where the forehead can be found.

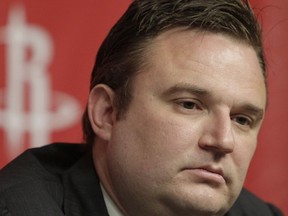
[145,29,262,74]
[135,29,266,108]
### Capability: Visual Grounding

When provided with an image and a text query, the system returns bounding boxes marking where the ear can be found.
[88,84,116,141]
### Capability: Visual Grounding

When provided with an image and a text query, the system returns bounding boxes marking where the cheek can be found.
[133,111,200,160]
[108,110,200,181]
[232,136,258,178]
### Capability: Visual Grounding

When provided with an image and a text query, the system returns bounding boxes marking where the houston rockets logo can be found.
[0,5,81,157]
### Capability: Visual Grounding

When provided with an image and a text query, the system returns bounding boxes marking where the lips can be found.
[199,166,225,179]
[183,165,227,184]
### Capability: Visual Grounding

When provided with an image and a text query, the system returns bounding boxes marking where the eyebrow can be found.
[161,83,210,98]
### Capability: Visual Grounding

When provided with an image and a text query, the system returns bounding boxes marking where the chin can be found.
[160,198,229,216]
[159,184,232,216]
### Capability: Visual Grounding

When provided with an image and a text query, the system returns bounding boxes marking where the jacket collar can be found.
[62,151,109,216]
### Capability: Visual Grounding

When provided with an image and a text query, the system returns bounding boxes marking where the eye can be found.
[231,115,252,126]
[176,100,201,110]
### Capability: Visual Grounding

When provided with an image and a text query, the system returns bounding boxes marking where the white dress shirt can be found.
[101,184,124,216]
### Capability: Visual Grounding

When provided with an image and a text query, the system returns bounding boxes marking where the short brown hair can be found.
[82,0,265,144]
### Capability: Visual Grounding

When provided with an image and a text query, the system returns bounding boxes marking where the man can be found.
[0,0,284,215]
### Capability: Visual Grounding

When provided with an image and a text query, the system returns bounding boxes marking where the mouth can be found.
[183,165,227,185]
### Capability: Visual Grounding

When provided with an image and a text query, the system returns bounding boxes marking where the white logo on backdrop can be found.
[0,5,81,156]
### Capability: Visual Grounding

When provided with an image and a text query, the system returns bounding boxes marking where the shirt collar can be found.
[100,184,124,216]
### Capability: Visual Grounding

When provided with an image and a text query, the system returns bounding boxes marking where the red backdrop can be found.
[0,0,287,215]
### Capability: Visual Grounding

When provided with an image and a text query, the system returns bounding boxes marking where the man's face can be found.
[98,29,266,216]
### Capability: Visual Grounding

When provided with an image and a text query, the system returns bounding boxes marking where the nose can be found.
[198,112,235,155]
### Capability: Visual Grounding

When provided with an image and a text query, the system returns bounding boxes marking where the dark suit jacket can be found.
[0,143,283,216]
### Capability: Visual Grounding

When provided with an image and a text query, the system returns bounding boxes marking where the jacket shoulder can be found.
[0,143,87,216]
[0,143,86,189]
